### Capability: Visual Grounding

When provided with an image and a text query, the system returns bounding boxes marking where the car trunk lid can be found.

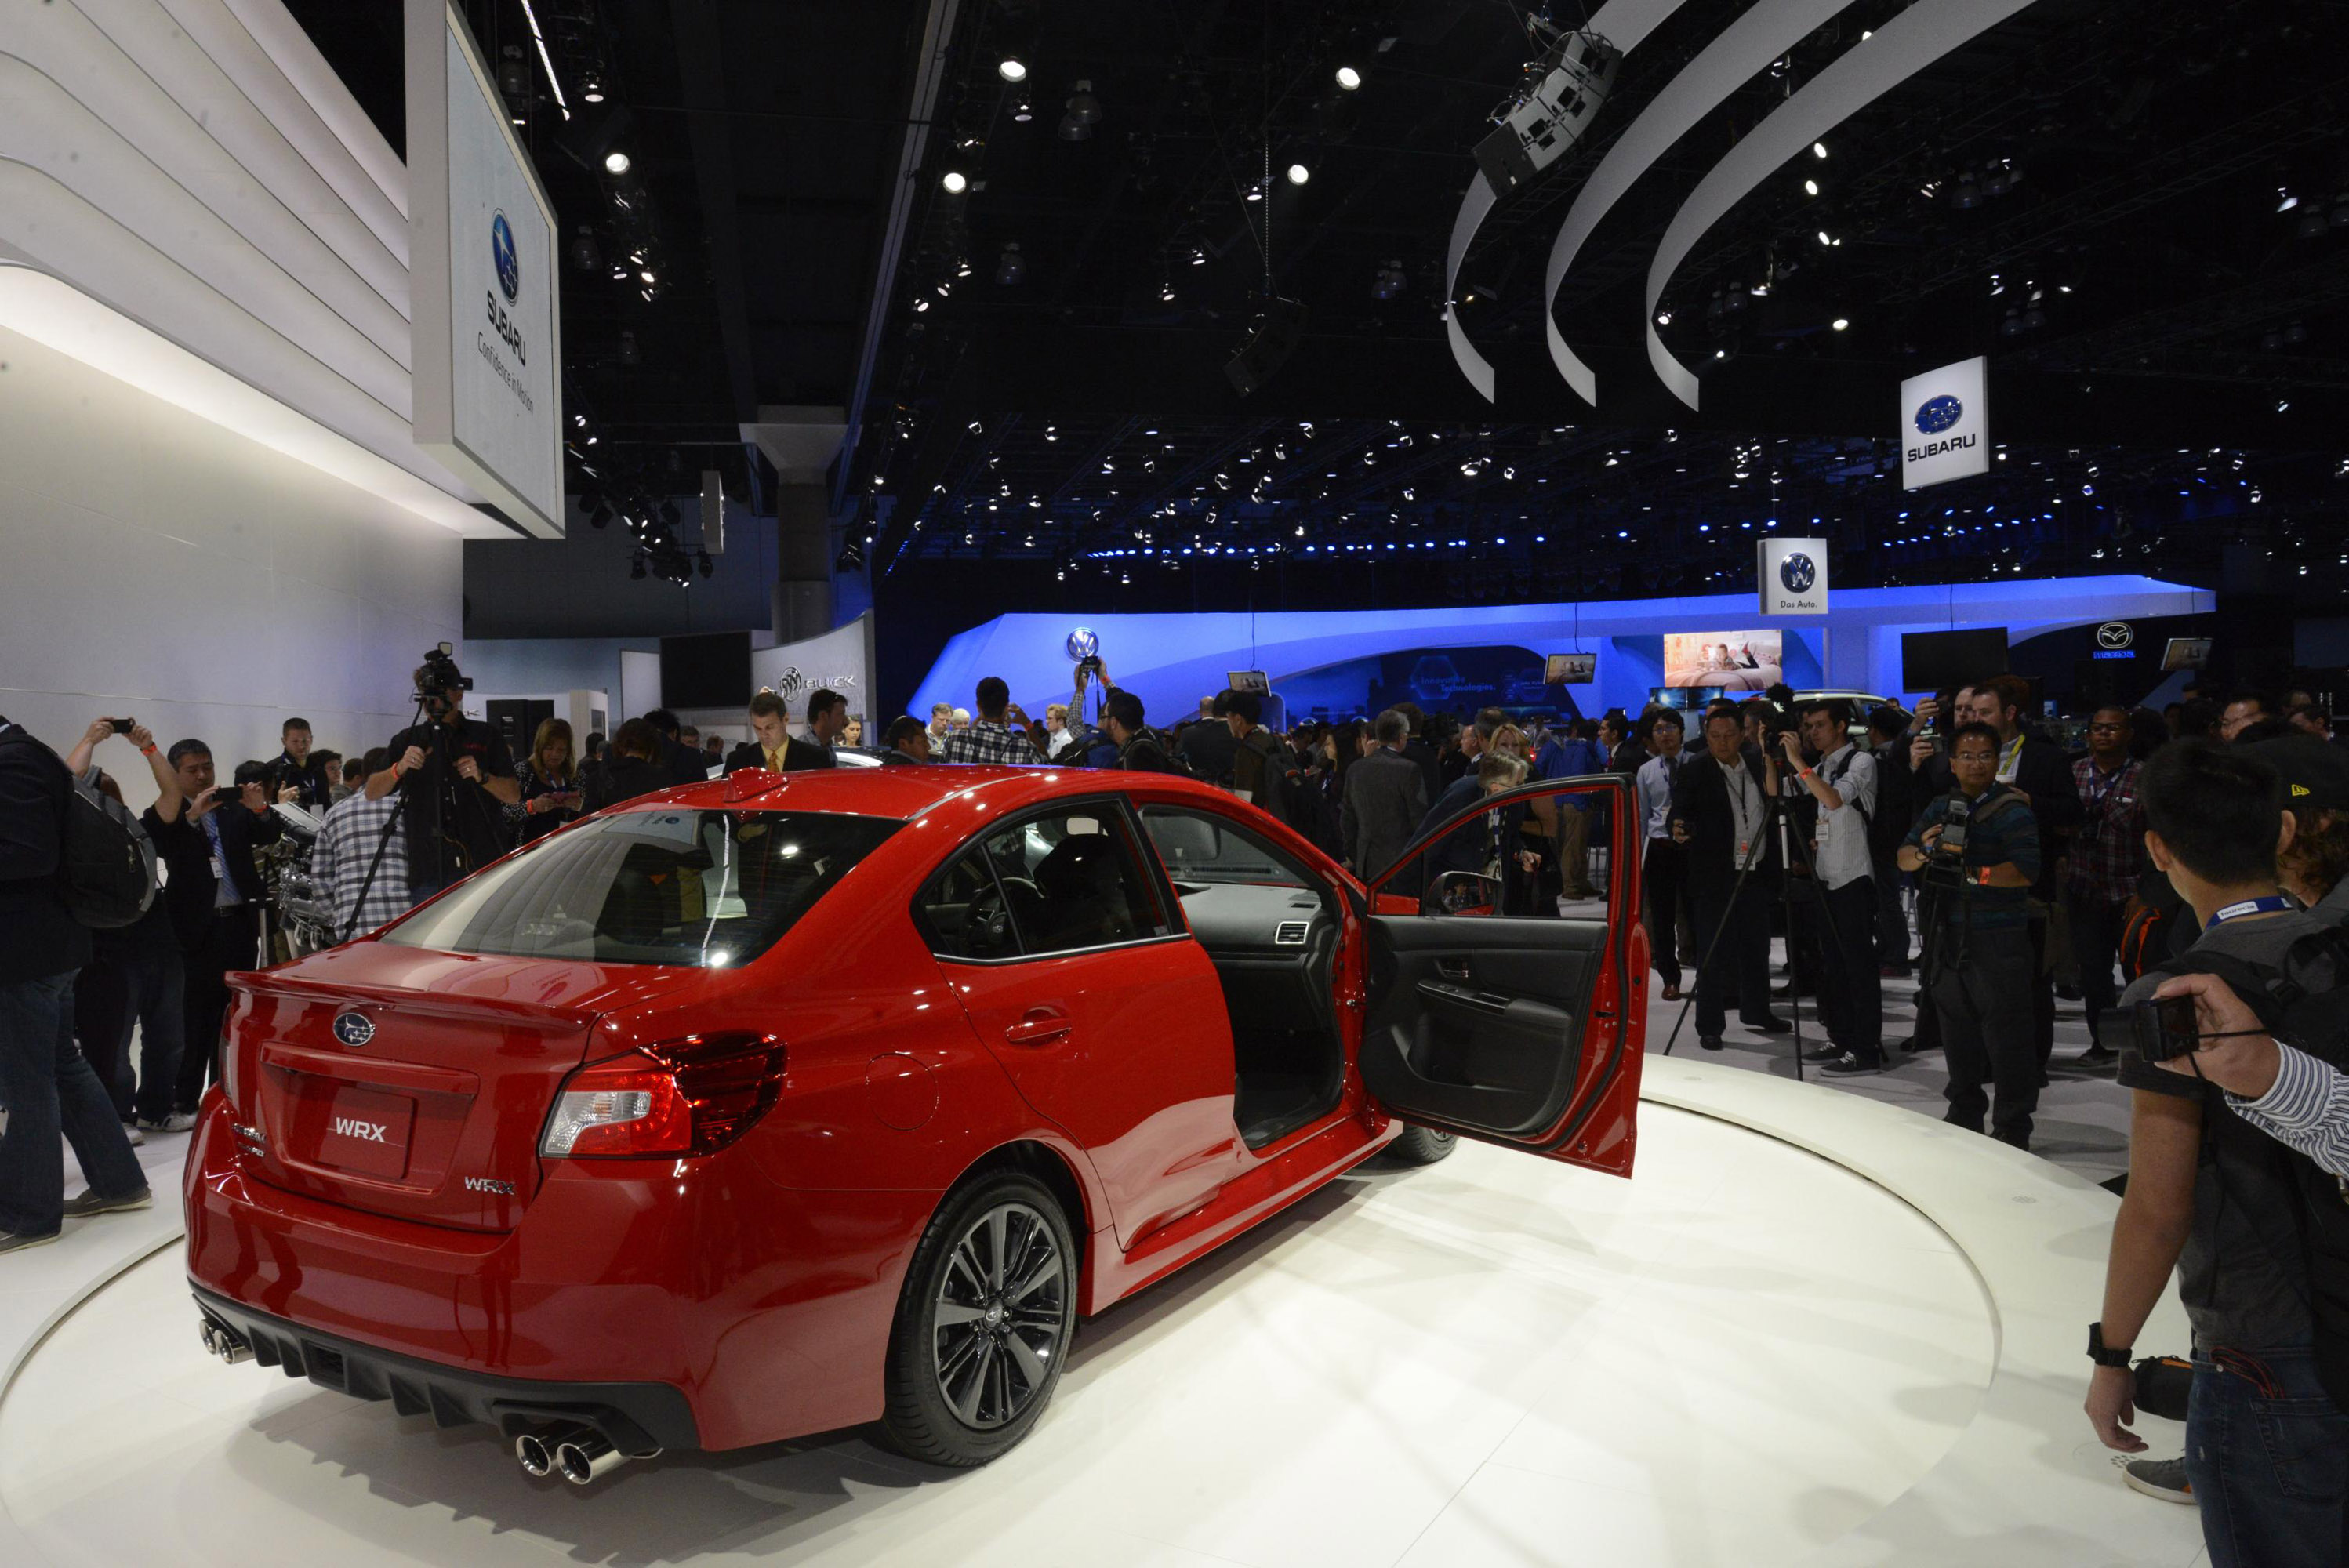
[228,943,692,1232]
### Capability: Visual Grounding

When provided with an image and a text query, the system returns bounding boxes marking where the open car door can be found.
[1355,773,1646,1177]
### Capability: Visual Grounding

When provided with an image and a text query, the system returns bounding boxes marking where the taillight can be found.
[541,1033,786,1160]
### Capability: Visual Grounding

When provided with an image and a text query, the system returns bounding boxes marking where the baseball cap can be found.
[2246,734,2349,812]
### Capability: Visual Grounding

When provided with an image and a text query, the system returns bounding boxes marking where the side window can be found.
[919,807,1171,961]
[1400,780,1621,920]
[1140,805,1311,890]
[916,849,1023,960]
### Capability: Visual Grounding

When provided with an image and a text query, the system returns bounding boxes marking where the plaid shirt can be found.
[310,789,412,938]
[2067,754,2145,904]
[939,720,1038,766]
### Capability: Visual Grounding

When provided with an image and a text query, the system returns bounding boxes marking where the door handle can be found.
[1436,957,1472,982]
[1004,1008,1072,1047]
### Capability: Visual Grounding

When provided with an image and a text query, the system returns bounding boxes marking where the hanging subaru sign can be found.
[1900,357,1988,491]
[1756,535,1829,616]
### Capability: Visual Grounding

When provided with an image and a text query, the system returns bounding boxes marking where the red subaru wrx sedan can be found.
[186,764,1645,1479]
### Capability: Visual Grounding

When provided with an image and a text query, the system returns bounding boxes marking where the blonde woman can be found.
[507,717,583,845]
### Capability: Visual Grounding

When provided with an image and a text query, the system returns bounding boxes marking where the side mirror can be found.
[1424,870,1501,917]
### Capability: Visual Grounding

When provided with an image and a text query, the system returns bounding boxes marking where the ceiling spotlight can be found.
[1287,162,1311,186]
[581,75,604,104]
[1335,64,1363,90]
[1803,178,1819,196]
[1058,79,1101,141]
[603,150,632,175]
[941,169,968,193]
[997,55,1029,83]
[1811,141,1828,159]
[1011,91,1033,122]
[1831,317,1850,331]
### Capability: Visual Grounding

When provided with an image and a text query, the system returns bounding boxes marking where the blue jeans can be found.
[0,971,151,1237]
[2187,1346,2349,1568]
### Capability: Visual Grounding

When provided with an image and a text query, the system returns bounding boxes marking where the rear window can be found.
[382,808,899,967]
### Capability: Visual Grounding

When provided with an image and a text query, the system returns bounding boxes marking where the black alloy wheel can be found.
[881,1171,1078,1465]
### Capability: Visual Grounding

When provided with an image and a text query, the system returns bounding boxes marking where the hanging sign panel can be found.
[1901,356,1988,491]
[406,1,565,537]
[1756,535,1828,616]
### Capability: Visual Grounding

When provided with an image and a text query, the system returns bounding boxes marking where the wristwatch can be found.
[2087,1321,2132,1368]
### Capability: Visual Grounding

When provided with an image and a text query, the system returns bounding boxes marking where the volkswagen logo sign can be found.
[2097,622,2133,650]
[331,1011,376,1049]
[491,211,520,303]
[1065,627,1100,662]
[1777,551,1817,593]
[1914,394,1962,436]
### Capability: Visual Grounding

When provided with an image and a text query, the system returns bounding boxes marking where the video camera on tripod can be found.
[1918,794,1974,892]
[416,643,472,710]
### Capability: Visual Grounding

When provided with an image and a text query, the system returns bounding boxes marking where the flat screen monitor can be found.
[1545,652,1596,684]
[660,631,752,710]
[1901,626,2008,693]
[1225,670,1269,695]
[2162,637,2213,673]
[1663,631,1782,691]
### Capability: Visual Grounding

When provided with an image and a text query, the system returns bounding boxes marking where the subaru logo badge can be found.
[1913,394,1962,435]
[491,211,520,303]
[1777,551,1817,593]
[332,1011,375,1049]
[1065,627,1100,662]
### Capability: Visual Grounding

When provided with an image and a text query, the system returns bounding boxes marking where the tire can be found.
[1386,1125,1459,1165]
[879,1170,1079,1467]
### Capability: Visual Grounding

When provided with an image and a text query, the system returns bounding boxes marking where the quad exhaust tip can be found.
[514,1424,657,1485]
[198,1319,252,1365]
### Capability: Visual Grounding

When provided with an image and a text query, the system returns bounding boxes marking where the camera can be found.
[111,717,135,735]
[2129,994,2201,1062]
[1918,794,1973,892]
[1076,655,1103,677]
[417,644,472,701]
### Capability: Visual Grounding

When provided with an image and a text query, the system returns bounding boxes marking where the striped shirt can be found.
[310,789,412,939]
[2231,1041,2349,1181]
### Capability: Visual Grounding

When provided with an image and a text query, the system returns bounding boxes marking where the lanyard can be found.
[1996,732,2025,782]
[2205,895,2295,931]
[2082,760,2127,810]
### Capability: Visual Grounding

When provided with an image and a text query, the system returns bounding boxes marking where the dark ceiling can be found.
[300,0,2349,611]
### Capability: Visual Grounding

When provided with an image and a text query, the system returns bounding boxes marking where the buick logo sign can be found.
[491,211,520,303]
[2097,622,2133,650]
[331,1011,376,1049]
[1914,394,1963,435]
[1777,551,1817,593]
[1065,627,1100,662]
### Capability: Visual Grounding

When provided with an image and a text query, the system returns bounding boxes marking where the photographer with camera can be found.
[270,718,334,808]
[1672,704,1790,1051]
[1897,721,2042,1147]
[1781,699,1885,1074]
[2085,739,2349,1564]
[365,648,517,906]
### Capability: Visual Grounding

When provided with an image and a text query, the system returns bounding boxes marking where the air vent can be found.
[1273,920,1309,946]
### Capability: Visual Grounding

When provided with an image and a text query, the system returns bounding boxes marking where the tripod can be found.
[342,691,496,942]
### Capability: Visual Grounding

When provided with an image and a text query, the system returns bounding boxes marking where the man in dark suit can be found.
[1957,675,2082,1068]
[1342,708,1431,886]
[727,689,844,774]
[1671,705,1792,1051]
[879,715,931,765]
[146,739,284,1114]
[0,717,149,1251]
[1864,705,1916,976]
[645,709,714,786]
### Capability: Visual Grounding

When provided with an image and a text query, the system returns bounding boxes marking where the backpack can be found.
[2161,931,2349,1406]
[60,769,158,929]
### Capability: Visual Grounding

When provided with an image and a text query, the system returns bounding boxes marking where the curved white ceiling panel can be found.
[1443,0,1692,402]
[1644,0,2038,408]
[216,0,410,224]
[0,58,412,412]
[1,27,409,368]
[1543,0,1853,405]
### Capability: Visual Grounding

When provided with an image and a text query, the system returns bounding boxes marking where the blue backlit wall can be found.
[910,575,2214,728]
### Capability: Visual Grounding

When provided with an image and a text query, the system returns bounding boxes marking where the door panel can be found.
[1359,774,1645,1175]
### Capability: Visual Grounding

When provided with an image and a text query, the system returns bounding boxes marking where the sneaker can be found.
[1821,1051,1887,1076]
[2122,1455,2195,1504]
[121,1120,147,1147]
[137,1111,199,1134]
[60,1186,153,1219]
[0,1229,60,1254]
[1800,1042,1847,1064]
[1698,1035,1725,1051]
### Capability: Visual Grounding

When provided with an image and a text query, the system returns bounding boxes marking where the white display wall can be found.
[0,322,462,809]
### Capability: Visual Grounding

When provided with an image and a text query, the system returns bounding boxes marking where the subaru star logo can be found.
[1065,627,1100,662]
[331,1011,375,1049]
[491,211,520,303]
[1914,394,1962,435]
[1777,551,1817,593]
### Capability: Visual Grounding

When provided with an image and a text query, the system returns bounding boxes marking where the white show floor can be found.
[0,1062,2205,1567]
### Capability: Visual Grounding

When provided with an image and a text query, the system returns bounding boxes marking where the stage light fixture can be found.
[1812,141,1828,159]
[1832,317,1850,332]
[998,55,1029,82]
[941,169,968,193]
[604,150,631,175]
[995,241,1026,285]
[1058,80,1102,142]
[1287,162,1311,186]
[1472,26,1620,198]
[1803,178,1819,196]
[1336,64,1363,90]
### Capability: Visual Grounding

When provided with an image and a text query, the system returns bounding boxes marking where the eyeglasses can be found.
[2088,723,2126,734]
[1951,750,1998,764]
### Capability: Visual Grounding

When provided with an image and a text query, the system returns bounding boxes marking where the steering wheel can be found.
[964,884,1015,956]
